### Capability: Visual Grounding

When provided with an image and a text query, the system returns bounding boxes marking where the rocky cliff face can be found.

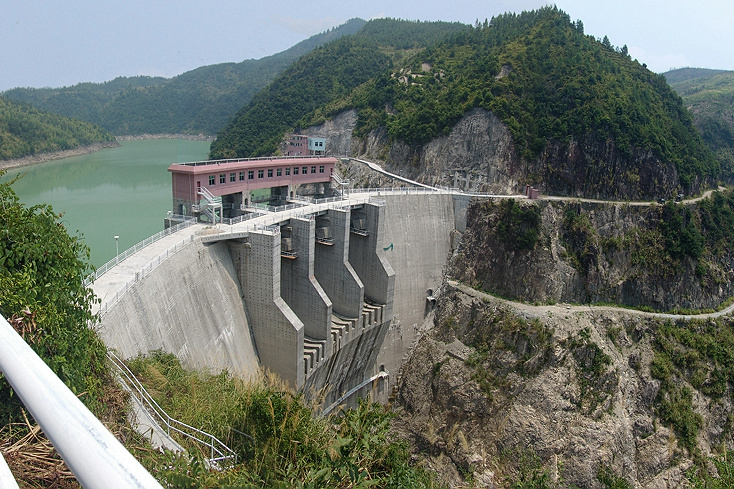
[530,136,684,200]
[303,109,358,157]
[307,108,732,486]
[392,283,732,488]
[451,198,734,312]
[352,108,524,194]
[319,107,703,199]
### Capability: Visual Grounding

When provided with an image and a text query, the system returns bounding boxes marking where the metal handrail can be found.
[223,211,267,226]
[85,217,197,287]
[95,235,195,316]
[107,352,237,467]
[0,315,163,488]
[252,202,307,213]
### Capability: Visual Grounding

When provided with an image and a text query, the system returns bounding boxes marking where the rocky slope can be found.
[392,281,734,487]
[311,106,689,200]
[451,195,734,313]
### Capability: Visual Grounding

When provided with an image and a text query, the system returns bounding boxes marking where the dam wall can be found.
[375,193,457,381]
[96,192,459,405]
[228,229,305,388]
[97,238,260,377]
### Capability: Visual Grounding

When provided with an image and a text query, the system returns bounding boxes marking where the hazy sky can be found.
[1,0,732,92]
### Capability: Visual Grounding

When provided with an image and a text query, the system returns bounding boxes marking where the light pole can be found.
[114,235,119,262]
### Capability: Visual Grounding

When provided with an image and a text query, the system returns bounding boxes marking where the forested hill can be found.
[664,68,734,176]
[1,19,367,136]
[0,96,116,161]
[209,18,469,159]
[211,7,718,197]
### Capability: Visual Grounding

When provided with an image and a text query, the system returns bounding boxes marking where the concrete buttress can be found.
[348,202,395,321]
[280,217,332,357]
[227,229,304,389]
[314,208,364,319]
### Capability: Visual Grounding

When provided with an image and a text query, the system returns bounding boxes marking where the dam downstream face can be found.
[95,192,459,406]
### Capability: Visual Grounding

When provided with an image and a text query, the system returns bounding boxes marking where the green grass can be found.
[126,351,441,488]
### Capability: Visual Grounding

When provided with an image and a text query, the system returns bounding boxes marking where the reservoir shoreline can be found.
[0,134,213,172]
[0,141,121,171]
[4,138,211,267]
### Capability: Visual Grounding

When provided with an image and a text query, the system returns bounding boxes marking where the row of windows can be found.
[207,166,326,185]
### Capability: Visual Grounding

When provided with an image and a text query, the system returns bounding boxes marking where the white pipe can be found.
[0,450,19,489]
[0,315,162,489]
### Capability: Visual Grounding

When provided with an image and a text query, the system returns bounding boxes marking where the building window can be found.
[230,173,236,182]
[302,166,307,174]
[311,166,316,174]
[209,175,215,185]
[319,165,324,173]
[293,167,299,175]
[277,168,282,177]
[239,171,245,181]
[258,169,264,178]
[248,170,254,180]
[285,167,291,176]
[268,169,273,177]
[220,174,226,184]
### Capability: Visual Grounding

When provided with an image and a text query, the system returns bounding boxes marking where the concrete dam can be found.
[94,190,468,408]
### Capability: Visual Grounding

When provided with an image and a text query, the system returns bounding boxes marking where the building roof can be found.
[168,156,337,175]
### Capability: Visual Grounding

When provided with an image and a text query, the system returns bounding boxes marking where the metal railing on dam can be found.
[84,216,197,287]
[0,314,163,488]
[94,234,197,317]
[173,154,334,167]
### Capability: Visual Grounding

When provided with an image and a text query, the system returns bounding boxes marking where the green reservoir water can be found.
[3,139,210,267]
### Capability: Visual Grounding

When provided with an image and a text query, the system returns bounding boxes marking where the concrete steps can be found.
[303,337,326,375]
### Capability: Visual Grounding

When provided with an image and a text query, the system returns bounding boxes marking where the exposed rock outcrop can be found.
[451,197,734,312]
[354,108,522,194]
[392,283,729,488]
[320,107,705,200]
[303,109,358,157]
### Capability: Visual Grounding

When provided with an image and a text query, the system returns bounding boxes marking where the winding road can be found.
[447,280,734,322]
[351,157,732,321]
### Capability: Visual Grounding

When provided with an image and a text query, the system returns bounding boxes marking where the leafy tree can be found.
[316,6,716,192]
[0,96,115,160]
[0,174,106,420]
[209,19,467,159]
[661,202,703,260]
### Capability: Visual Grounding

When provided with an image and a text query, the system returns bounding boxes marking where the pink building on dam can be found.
[168,156,337,219]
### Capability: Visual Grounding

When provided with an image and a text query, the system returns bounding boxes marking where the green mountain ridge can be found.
[0,96,116,161]
[664,68,734,176]
[1,19,368,136]
[212,7,718,197]
[209,18,470,159]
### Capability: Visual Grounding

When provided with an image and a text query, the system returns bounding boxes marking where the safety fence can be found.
[107,351,238,467]
[95,235,195,317]
[85,217,197,287]
[0,314,163,488]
